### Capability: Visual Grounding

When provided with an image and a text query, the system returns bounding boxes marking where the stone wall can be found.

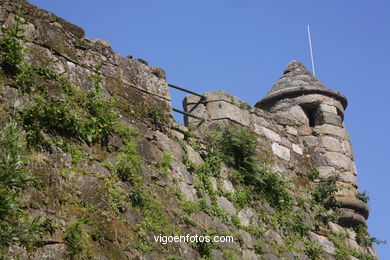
[0,0,172,120]
[0,1,378,259]
[183,87,375,257]
[183,88,367,222]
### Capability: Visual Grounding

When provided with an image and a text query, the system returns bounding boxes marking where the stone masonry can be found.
[184,61,369,227]
[0,0,172,121]
[0,0,378,258]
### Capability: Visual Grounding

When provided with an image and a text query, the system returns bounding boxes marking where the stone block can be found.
[250,113,271,128]
[315,112,343,127]
[272,143,290,161]
[292,144,303,155]
[31,244,67,260]
[340,171,358,187]
[282,105,310,125]
[286,126,298,136]
[298,126,312,136]
[321,136,342,152]
[242,250,261,260]
[261,253,282,260]
[221,179,236,194]
[265,230,284,245]
[238,229,255,249]
[325,152,354,170]
[238,208,258,227]
[314,124,349,139]
[319,104,338,114]
[154,131,185,160]
[308,232,335,254]
[302,136,319,147]
[317,166,336,179]
[170,160,193,184]
[210,177,219,191]
[254,125,281,142]
[216,196,237,216]
[178,181,198,202]
[207,101,250,126]
[186,144,204,167]
[184,102,208,125]
[190,212,229,233]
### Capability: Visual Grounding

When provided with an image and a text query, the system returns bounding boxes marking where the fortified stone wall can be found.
[0,1,378,259]
[0,0,172,121]
[183,61,373,256]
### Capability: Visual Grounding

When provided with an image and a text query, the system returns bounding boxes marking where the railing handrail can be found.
[168,83,206,122]
[168,83,206,99]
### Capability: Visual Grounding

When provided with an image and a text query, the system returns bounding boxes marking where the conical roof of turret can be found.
[255,61,347,109]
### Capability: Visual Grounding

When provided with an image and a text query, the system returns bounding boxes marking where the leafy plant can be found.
[0,13,25,75]
[304,241,323,260]
[356,191,370,203]
[206,125,292,209]
[312,175,339,203]
[308,167,319,181]
[64,221,85,259]
[17,65,117,148]
[159,151,172,176]
[148,105,168,129]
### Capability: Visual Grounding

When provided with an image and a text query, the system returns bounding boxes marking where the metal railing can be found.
[168,83,206,121]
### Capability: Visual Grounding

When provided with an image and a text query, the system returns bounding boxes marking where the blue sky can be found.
[28,0,390,258]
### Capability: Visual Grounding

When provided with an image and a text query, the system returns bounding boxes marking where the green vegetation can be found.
[312,175,339,203]
[328,231,377,260]
[148,105,168,130]
[159,151,172,176]
[0,123,53,253]
[0,12,25,75]
[304,241,324,260]
[308,167,319,181]
[356,191,370,203]
[203,125,292,209]
[17,66,117,149]
[254,241,264,254]
[0,9,380,260]
[64,221,85,259]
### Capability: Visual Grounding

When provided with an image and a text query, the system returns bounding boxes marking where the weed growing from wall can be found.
[205,125,292,210]
[148,105,168,130]
[16,66,117,149]
[0,13,25,76]
[0,123,53,254]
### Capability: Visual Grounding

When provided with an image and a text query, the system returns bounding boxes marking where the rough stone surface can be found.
[292,143,303,155]
[238,229,255,249]
[254,126,281,142]
[325,152,354,170]
[190,212,229,233]
[154,131,184,160]
[31,244,67,260]
[238,208,258,227]
[272,142,291,161]
[186,144,204,167]
[178,181,198,202]
[171,159,193,184]
[308,232,336,254]
[265,229,284,245]
[216,196,237,216]
[0,2,376,259]
[317,166,336,179]
[242,250,261,260]
[221,179,236,194]
[207,101,250,126]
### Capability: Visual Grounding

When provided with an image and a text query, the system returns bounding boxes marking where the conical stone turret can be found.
[255,60,368,227]
[256,60,347,112]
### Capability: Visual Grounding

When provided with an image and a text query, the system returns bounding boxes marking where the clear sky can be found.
[28,0,390,258]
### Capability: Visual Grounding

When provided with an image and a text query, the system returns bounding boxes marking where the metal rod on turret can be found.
[307,24,316,76]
